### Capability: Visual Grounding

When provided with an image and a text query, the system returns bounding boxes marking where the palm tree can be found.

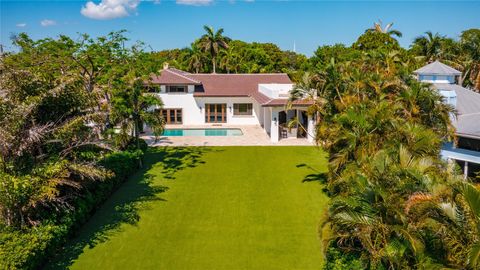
[411,31,445,62]
[186,42,204,73]
[459,29,480,91]
[406,181,480,269]
[367,20,402,38]
[198,25,229,73]
[219,46,240,74]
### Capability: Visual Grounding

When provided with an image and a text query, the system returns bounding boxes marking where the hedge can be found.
[0,145,145,270]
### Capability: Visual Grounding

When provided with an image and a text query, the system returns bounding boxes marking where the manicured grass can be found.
[47,146,329,270]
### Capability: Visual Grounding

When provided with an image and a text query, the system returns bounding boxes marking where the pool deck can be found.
[141,125,315,146]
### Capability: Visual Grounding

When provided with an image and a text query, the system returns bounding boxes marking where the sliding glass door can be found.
[205,104,226,123]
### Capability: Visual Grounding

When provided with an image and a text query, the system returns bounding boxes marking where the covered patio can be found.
[262,106,315,143]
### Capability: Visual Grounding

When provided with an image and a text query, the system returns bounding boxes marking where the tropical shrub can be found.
[0,146,146,270]
[292,38,479,268]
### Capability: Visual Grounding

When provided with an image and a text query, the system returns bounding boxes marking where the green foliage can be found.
[151,38,310,80]
[310,44,361,70]
[0,146,145,270]
[409,29,480,91]
[324,245,364,270]
[0,224,64,270]
[292,32,480,268]
[352,31,401,51]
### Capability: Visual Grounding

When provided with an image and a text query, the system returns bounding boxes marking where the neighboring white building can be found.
[148,66,315,143]
[414,61,480,178]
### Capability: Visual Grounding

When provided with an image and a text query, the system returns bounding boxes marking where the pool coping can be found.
[141,125,315,146]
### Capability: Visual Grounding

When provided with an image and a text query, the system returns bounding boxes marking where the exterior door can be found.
[205,104,226,123]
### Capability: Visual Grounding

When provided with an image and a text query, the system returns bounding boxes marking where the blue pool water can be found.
[162,128,243,137]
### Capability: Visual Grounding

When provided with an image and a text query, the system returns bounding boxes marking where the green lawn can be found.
[47,146,329,270]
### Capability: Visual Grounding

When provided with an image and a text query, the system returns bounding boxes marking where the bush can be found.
[324,245,364,270]
[0,224,67,270]
[0,143,147,270]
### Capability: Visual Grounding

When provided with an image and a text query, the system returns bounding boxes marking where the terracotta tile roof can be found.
[190,73,292,97]
[262,99,313,107]
[150,68,314,107]
[150,69,201,85]
[150,68,291,96]
[249,91,272,104]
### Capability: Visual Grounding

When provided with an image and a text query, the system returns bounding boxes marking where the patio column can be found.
[270,108,279,142]
[307,115,315,143]
[264,107,271,135]
[464,161,469,180]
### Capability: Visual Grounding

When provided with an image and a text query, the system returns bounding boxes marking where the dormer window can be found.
[167,85,187,93]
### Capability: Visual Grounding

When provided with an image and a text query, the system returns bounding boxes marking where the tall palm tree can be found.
[198,25,229,73]
[367,20,402,38]
[411,31,445,62]
[186,42,204,73]
[406,181,480,269]
[459,29,480,91]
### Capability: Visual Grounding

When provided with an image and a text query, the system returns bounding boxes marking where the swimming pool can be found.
[162,128,243,137]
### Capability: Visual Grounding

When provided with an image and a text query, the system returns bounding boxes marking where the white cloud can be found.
[16,23,27,27]
[81,0,139,20]
[176,0,213,6]
[40,19,56,27]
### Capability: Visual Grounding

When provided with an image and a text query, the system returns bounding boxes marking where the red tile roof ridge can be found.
[163,69,201,84]
[168,67,192,75]
[190,73,289,76]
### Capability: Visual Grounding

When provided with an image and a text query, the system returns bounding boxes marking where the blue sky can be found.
[1,0,479,55]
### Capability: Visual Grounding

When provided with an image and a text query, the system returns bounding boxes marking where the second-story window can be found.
[167,85,187,93]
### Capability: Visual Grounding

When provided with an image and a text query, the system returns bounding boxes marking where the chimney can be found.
[163,62,169,70]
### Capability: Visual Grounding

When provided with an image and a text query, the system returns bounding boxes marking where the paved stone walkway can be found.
[141,125,314,146]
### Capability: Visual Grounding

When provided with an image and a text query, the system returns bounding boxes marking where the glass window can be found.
[160,109,182,124]
[146,86,160,93]
[176,110,182,123]
[167,85,187,93]
[233,103,253,116]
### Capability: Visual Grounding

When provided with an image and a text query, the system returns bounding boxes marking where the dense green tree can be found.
[352,31,401,51]
[0,31,165,227]
[0,49,109,227]
[109,46,165,151]
[290,43,480,268]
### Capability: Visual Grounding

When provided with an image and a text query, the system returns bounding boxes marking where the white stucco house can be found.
[147,65,315,143]
[414,60,480,178]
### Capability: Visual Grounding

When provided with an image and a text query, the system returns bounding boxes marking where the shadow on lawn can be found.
[45,147,212,270]
[296,163,328,184]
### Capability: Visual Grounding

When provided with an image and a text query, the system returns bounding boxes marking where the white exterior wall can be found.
[254,101,264,127]
[307,115,315,143]
[158,90,262,125]
[270,107,280,142]
[158,92,204,125]
[195,97,261,125]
